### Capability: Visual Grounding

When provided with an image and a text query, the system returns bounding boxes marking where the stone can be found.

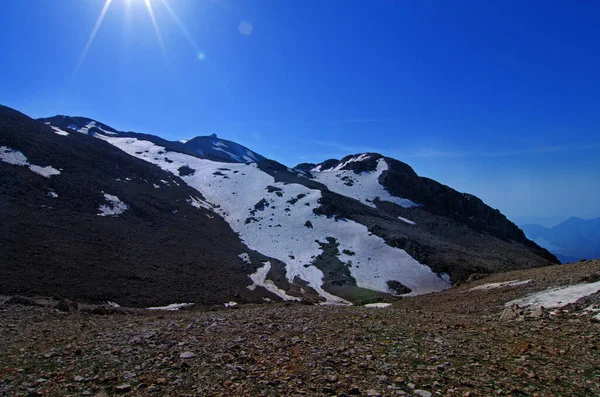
[115,384,132,393]
[180,351,195,359]
[414,390,432,397]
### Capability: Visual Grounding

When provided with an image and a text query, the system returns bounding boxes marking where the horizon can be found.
[1,0,599,221]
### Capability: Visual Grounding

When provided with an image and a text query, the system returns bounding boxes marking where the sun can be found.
[74,0,198,77]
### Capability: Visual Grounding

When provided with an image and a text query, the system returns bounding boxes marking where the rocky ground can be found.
[1,260,599,397]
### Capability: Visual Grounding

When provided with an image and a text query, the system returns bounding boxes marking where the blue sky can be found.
[1,0,599,223]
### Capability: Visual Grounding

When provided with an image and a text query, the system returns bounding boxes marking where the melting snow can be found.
[311,157,419,208]
[247,262,302,301]
[78,121,96,134]
[224,301,238,307]
[0,146,61,178]
[364,303,392,308]
[1,146,29,166]
[98,193,129,217]
[398,216,416,225]
[469,279,532,291]
[187,196,215,211]
[147,303,194,311]
[98,136,450,303]
[238,253,251,264]
[507,281,600,308]
[50,126,70,136]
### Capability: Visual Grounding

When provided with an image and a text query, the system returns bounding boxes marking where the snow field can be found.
[310,157,418,208]
[99,136,450,302]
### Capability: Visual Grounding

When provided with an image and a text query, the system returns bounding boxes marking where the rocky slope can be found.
[1,104,559,307]
[1,260,598,397]
[0,106,291,307]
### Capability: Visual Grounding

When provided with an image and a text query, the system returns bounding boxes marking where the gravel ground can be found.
[1,261,599,397]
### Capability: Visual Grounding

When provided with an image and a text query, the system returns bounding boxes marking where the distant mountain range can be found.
[0,105,558,306]
[520,217,600,263]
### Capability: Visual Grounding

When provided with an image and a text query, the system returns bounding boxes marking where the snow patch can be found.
[187,196,215,211]
[398,216,416,225]
[98,193,129,217]
[147,303,194,311]
[29,165,61,178]
[0,146,61,178]
[247,262,301,301]
[47,191,58,198]
[238,253,251,264]
[0,146,29,166]
[50,126,70,136]
[224,301,238,308]
[311,158,419,208]
[78,121,96,134]
[179,139,188,144]
[364,303,392,308]
[507,281,600,308]
[469,279,533,291]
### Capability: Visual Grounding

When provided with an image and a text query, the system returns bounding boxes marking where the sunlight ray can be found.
[158,0,199,52]
[144,0,167,57]
[73,0,114,77]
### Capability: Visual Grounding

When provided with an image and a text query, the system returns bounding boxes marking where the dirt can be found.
[1,260,599,397]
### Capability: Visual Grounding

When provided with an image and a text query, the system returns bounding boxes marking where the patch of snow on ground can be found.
[179,139,188,144]
[224,301,238,307]
[47,191,58,198]
[507,281,600,308]
[29,165,61,178]
[98,193,129,217]
[364,303,392,308]
[247,262,301,301]
[147,303,194,311]
[0,146,28,166]
[469,280,533,291]
[187,196,214,211]
[78,121,97,134]
[50,126,70,136]
[238,253,251,264]
[99,136,450,302]
[311,157,419,208]
[1,146,60,178]
[398,216,416,225]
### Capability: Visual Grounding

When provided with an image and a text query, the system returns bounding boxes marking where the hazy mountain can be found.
[521,217,600,263]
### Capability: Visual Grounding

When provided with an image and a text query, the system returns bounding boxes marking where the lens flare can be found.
[73,0,114,77]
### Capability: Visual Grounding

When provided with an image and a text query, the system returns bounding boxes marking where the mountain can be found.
[40,115,265,164]
[0,105,558,306]
[521,217,600,263]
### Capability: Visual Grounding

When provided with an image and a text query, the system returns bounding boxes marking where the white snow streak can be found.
[50,126,70,136]
[364,303,392,308]
[147,303,194,311]
[469,279,532,291]
[398,216,416,225]
[247,262,301,301]
[507,281,600,308]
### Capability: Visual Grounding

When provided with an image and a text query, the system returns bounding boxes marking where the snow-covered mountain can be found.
[0,105,558,306]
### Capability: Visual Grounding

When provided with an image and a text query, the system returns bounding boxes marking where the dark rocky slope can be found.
[1,106,288,306]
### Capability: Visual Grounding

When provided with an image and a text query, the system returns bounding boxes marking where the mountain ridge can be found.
[0,104,559,306]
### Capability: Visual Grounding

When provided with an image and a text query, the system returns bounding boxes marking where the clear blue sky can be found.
[1,0,599,223]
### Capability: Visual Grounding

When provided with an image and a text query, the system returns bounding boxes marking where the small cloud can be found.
[197,52,206,60]
[238,21,253,36]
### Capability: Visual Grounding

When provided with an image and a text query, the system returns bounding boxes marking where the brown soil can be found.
[1,260,599,397]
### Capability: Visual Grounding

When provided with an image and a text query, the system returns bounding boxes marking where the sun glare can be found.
[73,0,199,77]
